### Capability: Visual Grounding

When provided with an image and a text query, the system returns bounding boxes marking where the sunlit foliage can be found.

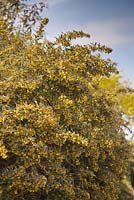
[0,1,134,199]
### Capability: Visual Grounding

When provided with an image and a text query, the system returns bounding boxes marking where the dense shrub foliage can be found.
[0,1,134,199]
[119,145,134,200]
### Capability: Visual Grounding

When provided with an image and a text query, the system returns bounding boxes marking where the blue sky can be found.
[34,0,134,85]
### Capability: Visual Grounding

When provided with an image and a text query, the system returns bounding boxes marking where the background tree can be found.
[0,1,134,199]
[119,141,134,200]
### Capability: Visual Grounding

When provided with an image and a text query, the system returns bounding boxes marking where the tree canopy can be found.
[0,1,134,199]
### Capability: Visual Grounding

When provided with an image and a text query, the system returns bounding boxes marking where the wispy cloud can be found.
[46,0,68,7]
[83,18,134,46]
[46,17,134,47]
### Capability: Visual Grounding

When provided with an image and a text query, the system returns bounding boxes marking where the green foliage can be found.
[119,175,134,200]
[0,1,133,199]
[119,143,134,200]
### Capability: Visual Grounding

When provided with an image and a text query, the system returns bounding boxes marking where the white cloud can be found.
[83,18,134,46]
[46,17,134,47]
[46,0,68,7]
